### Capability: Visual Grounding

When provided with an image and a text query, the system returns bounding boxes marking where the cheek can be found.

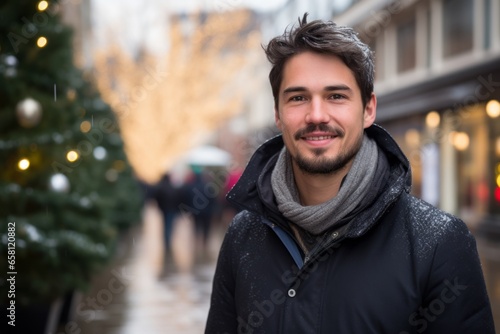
[276,114,294,133]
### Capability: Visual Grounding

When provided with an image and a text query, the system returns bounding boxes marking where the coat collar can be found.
[226,124,412,231]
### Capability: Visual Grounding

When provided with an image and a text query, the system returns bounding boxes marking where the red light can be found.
[495,187,500,202]
[477,182,489,201]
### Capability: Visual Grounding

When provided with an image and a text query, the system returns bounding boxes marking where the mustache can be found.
[294,124,345,140]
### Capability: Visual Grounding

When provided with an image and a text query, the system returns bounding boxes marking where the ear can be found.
[363,93,377,128]
[274,106,282,130]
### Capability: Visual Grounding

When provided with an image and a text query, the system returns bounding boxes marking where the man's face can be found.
[275,51,376,175]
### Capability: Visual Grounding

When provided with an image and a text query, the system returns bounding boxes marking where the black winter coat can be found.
[205,125,495,334]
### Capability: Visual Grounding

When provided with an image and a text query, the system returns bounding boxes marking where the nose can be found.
[305,98,329,124]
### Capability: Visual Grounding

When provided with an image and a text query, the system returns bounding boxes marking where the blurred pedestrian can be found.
[205,13,494,333]
[185,165,217,256]
[219,167,243,226]
[156,172,179,253]
[137,177,156,207]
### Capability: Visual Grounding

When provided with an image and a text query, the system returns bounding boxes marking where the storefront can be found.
[377,58,500,235]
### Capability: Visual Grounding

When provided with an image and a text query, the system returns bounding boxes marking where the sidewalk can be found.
[74,201,224,334]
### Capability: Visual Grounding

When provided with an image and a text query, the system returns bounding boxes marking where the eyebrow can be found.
[282,84,353,95]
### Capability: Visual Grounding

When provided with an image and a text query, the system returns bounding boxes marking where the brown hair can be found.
[264,13,374,109]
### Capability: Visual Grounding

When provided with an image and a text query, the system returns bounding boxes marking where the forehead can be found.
[281,51,358,92]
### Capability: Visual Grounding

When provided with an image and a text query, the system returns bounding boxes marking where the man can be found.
[205,14,494,333]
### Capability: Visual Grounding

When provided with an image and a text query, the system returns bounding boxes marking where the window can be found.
[442,0,473,58]
[397,17,417,73]
[453,105,494,220]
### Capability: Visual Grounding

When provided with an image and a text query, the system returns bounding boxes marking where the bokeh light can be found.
[66,150,79,162]
[18,158,30,170]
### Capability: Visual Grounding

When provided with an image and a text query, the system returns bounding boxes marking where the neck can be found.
[292,160,353,206]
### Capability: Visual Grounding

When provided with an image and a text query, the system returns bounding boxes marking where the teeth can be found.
[305,136,333,141]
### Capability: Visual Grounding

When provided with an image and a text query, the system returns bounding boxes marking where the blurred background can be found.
[1,0,499,333]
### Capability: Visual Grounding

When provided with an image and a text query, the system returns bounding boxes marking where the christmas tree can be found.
[0,0,142,316]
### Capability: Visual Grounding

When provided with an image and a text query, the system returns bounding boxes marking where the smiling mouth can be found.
[304,135,335,141]
[295,124,345,141]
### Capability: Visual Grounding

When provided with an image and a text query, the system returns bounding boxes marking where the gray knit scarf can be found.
[271,135,378,235]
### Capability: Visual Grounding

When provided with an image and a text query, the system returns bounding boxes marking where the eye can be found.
[329,94,346,100]
[290,95,306,102]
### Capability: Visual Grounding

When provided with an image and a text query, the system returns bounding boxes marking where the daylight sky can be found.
[168,0,288,12]
[91,0,287,55]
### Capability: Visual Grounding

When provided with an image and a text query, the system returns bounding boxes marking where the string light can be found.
[37,37,48,48]
[38,1,49,11]
[67,89,76,101]
[18,158,30,170]
[450,131,470,151]
[425,111,440,128]
[486,100,500,118]
[66,150,79,162]
[80,121,91,133]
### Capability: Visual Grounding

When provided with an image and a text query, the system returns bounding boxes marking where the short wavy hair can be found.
[264,13,374,109]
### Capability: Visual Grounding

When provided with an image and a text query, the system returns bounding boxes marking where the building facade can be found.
[333,0,500,232]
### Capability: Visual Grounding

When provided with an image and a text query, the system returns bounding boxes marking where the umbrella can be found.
[185,145,231,166]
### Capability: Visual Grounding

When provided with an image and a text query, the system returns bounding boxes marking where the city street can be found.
[2,1,500,333]
[477,234,500,332]
[76,202,224,334]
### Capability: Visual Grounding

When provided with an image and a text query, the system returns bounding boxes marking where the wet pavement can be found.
[74,202,225,334]
[71,202,500,333]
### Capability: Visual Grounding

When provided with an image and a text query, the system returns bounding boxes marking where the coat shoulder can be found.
[230,210,264,229]
[398,194,476,261]
[404,194,471,238]
[226,210,269,240]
